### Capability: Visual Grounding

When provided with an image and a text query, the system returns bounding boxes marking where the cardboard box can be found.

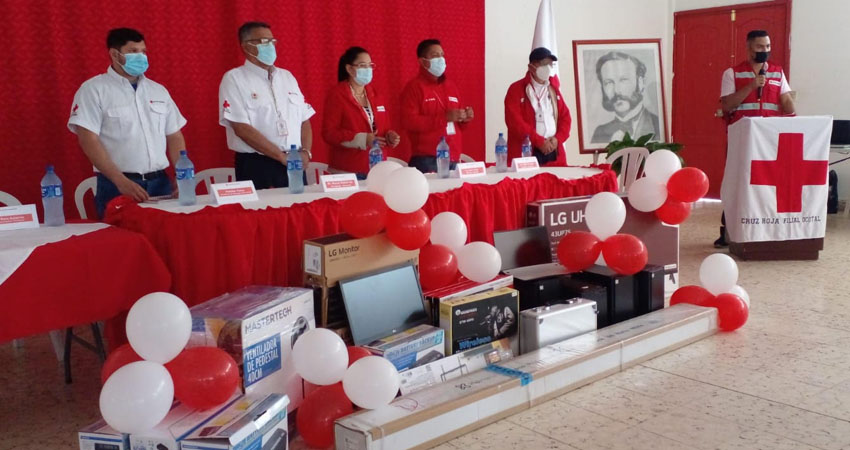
[129,398,243,450]
[189,286,314,412]
[303,233,418,326]
[78,420,128,450]
[335,304,717,450]
[181,394,289,450]
[439,288,520,355]
[527,195,680,295]
[399,338,513,395]
[424,274,514,324]
[364,324,445,371]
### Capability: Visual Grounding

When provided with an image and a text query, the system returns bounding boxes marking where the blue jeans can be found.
[95,172,171,219]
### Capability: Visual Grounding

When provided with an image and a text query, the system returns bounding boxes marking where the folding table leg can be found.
[90,323,107,362]
[64,327,73,384]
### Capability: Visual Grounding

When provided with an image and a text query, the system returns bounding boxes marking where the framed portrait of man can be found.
[572,39,668,154]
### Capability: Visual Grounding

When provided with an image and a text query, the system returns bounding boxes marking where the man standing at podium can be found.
[715,29,796,247]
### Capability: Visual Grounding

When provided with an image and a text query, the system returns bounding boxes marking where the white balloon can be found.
[585,192,626,240]
[728,285,750,307]
[382,168,430,214]
[343,356,400,410]
[126,292,191,364]
[430,212,468,251]
[457,241,502,283]
[366,161,402,194]
[627,177,668,212]
[99,361,174,433]
[644,150,682,183]
[292,328,349,385]
[699,253,739,295]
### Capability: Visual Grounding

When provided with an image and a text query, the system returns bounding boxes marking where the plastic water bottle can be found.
[495,133,508,173]
[436,136,450,178]
[368,140,383,169]
[521,134,533,158]
[175,150,196,206]
[287,145,305,194]
[40,165,65,226]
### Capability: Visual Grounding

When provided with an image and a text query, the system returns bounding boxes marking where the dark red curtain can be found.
[0,0,485,218]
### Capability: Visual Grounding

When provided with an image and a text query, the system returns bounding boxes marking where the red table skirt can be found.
[0,227,172,343]
[106,169,617,308]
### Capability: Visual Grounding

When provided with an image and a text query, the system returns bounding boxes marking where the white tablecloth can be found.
[0,223,110,285]
[142,167,601,214]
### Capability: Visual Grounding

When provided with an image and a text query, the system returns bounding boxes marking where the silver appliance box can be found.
[519,298,598,354]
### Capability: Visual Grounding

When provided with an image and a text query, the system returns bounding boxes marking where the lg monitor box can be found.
[438,287,520,355]
[78,420,128,450]
[364,324,445,371]
[189,286,314,412]
[181,393,289,450]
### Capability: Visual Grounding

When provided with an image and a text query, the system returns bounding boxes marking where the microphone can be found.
[757,66,766,100]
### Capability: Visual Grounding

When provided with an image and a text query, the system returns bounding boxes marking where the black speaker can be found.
[559,276,611,327]
[513,276,568,310]
[571,265,637,326]
[636,264,665,314]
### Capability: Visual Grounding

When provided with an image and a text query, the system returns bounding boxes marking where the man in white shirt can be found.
[68,28,187,219]
[219,22,314,189]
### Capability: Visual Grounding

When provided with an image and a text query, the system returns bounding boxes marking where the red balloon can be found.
[601,234,648,275]
[556,231,602,272]
[418,244,459,290]
[101,343,142,384]
[347,346,372,367]
[386,209,431,250]
[655,197,692,225]
[296,383,354,448]
[667,167,709,203]
[166,347,240,410]
[707,293,749,332]
[670,285,715,307]
[339,191,388,238]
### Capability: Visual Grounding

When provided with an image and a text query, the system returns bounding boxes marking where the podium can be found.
[721,116,833,260]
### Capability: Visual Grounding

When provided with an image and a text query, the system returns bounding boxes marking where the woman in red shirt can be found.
[322,46,400,177]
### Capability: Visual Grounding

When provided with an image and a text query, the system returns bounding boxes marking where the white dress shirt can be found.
[219,61,316,153]
[67,66,187,174]
[526,79,557,139]
[720,62,791,97]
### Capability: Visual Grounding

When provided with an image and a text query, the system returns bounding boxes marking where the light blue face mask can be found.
[427,57,446,77]
[255,43,277,66]
[354,67,373,86]
[122,53,149,77]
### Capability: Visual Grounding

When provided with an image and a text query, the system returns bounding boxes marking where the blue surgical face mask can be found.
[354,67,373,86]
[255,43,277,66]
[427,57,446,77]
[122,53,149,77]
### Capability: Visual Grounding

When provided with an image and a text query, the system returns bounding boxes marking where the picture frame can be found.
[572,39,668,154]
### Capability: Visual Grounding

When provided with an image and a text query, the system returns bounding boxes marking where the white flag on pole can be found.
[532,0,559,84]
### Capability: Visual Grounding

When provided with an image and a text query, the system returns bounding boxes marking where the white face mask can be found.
[535,65,551,81]
[427,57,446,77]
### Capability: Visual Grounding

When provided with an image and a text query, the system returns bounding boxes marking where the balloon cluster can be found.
[292,329,400,448]
[670,253,749,332]
[341,162,502,289]
[557,192,648,275]
[99,293,239,433]
[627,150,710,225]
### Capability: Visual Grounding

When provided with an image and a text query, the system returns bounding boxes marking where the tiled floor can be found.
[3,202,850,450]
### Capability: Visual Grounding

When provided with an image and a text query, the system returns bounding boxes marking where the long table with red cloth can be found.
[0,226,171,343]
[105,168,617,308]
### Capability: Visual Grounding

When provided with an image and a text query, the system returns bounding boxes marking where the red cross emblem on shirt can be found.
[750,133,828,213]
[222,100,230,110]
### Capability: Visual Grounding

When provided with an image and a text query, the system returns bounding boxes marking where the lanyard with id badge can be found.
[268,72,288,136]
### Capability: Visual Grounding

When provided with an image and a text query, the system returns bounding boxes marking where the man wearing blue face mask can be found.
[68,28,188,219]
[219,21,315,189]
[401,39,473,173]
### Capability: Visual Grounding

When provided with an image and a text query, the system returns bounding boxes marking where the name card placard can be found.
[456,161,487,179]
[320,174,359,192]
[0,204,39,231]
[211,180,259,205]
[512,157,540,173]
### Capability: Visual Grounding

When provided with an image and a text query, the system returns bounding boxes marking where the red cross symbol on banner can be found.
[750,133,828,213]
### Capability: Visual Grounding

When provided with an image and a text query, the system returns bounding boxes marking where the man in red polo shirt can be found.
[716,29,795,247]
[400,39,474,173]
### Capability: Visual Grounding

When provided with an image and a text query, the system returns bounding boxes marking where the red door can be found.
[672,0,791,198]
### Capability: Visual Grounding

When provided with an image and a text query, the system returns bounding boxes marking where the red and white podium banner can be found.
[721,116,832,243]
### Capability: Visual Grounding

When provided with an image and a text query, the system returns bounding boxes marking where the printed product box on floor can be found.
[438,287,520,355]
[181,393,289,450]
[399,338,513,395]
[335,304,717,450]
[78,419,128,450]
[188,286,314,412]
[130,396,240,450]
[364,324,445,371]
[423,274,514,324]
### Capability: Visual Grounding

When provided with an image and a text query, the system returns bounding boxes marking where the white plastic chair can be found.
[459,153,475,163]
[0,190,21,206]
[195,168,235,194]
[605,147,650,193]
[306,162,329,185]
[74,176,96,219]
[386,157,409,167]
